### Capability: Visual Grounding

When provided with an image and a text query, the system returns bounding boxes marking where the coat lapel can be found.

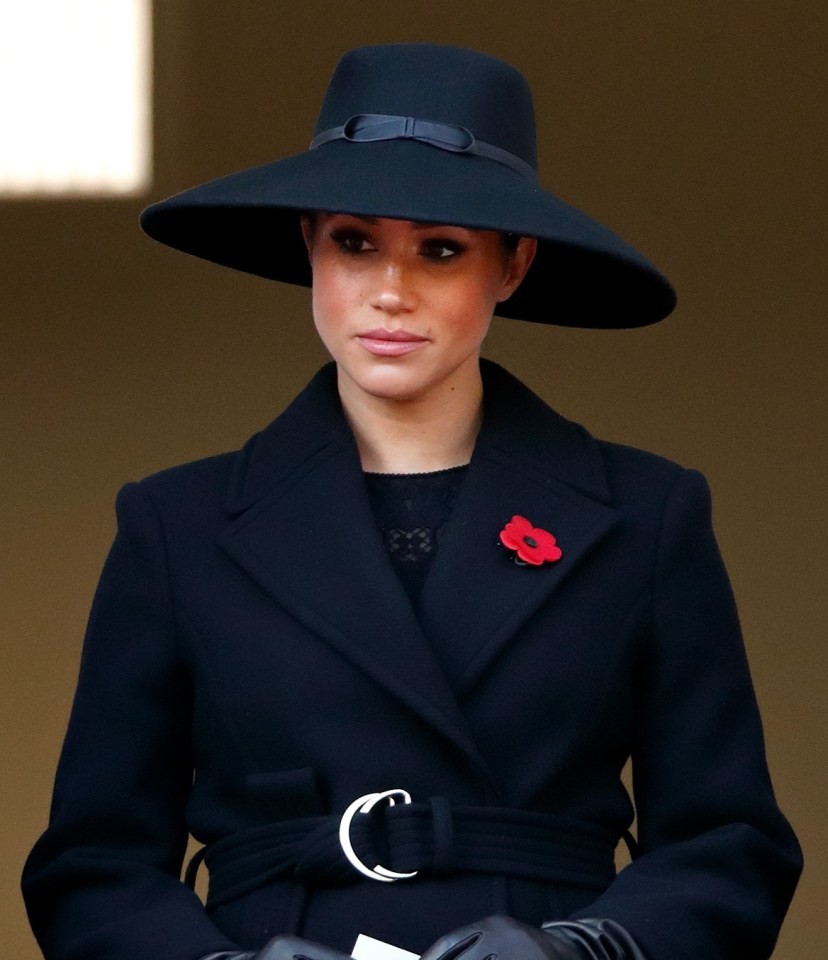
[218,362,619,777]
[218,366,495,783]
[417,361,621,694]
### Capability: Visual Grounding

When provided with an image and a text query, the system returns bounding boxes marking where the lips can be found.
[356,328,429,357]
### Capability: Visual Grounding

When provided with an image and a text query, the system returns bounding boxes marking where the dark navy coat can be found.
[22,362,802,960]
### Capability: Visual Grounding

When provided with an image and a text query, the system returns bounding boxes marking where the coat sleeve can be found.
[570,468,802,959]
[22,482,239,960]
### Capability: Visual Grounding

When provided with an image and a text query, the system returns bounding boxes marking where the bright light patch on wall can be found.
[0,0,151,195]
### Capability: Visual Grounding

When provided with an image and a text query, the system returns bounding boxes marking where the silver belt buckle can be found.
[338,789,418,882]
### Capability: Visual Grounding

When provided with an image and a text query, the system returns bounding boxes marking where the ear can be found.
[498,236,537,301]
[300,214,314,260]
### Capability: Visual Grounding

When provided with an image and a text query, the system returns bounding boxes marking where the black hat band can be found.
[310,114,538,182]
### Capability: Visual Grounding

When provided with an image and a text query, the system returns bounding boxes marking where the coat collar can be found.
[225,360,612,515]
[219,361,618,787]
[225,364,348,516]
[416,361,617,692]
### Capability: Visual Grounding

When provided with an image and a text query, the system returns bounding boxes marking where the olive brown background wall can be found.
[2,2,825,957]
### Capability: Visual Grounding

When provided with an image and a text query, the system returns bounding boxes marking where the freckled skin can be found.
[301,214,536,410]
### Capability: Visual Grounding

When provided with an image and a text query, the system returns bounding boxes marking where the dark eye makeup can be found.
[420,238,466,260]
[330,227,373,253]
[327,223,467,261]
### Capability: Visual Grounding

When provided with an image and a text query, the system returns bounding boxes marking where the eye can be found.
[420,238,465,261]
[330,228,375,254]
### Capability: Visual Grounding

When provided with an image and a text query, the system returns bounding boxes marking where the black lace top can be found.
[363,465,468,607]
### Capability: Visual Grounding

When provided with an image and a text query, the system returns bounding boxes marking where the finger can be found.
[257,935,352,960]
[420,928,485,960]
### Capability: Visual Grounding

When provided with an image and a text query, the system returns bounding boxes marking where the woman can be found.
[22,43,801,960]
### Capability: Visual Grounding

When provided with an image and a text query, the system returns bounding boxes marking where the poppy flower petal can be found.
[499,515,563,567]
[533,528,558,550]
[499,515,532,550]
[499,529,522,550]
[518,547,545,565]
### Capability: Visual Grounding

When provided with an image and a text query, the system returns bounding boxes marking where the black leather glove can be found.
[199,935,352,960]
[541,919,646,960]
[419,915,645,960]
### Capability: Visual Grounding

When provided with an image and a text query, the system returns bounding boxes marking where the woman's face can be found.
[302,213,535,406]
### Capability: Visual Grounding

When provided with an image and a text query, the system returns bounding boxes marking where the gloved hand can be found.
[200,935,352,960]
[419,915,644,960]
[541,919,645,960]
[253,935,353,960]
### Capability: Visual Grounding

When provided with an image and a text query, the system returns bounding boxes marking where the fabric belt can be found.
[187,800,624,909]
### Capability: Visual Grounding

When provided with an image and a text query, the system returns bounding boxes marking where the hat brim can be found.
[140,139,676,328]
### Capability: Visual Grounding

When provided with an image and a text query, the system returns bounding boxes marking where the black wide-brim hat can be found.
[140,43,676,328]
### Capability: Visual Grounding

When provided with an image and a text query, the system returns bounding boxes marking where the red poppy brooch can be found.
[499,515,562,566]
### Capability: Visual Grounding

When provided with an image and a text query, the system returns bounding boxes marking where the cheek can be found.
[311,263,357,335]
[436,299,492,353]
[466,309,494,347]
[443,276,500,338]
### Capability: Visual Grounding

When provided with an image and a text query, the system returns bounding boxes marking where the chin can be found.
[343,362,436,403]
[361,373,429,403]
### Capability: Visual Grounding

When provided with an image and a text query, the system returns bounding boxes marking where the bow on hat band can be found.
[310,114,538,182]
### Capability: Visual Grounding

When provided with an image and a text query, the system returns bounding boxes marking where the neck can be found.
[337,366,484,474]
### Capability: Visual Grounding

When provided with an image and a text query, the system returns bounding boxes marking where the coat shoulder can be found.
[481,360,699,507]
[596,435,695,494]
[125,449,240,518]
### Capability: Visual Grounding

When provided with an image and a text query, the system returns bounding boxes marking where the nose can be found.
[369,260,417,316]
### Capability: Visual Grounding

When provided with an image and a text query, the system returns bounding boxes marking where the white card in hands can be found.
[351,933,420,960]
